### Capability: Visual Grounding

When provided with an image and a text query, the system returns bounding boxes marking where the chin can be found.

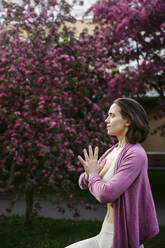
[108,132,114,136]
[108,131,117,137]
[107,129,114,135]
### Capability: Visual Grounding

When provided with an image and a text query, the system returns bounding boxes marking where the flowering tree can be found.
[88,0,165,134]
[1,0,164,224]
[0,0,113,224]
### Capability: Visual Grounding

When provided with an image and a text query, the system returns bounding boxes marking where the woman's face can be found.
[105,103,130,137]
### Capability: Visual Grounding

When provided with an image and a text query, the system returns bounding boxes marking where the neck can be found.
[117,136,127,148]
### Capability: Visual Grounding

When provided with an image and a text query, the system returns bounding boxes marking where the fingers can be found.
[94,146,99,159]
[88,145,93,158]
[83,145,99,160]
[83,148,89,162]
[78,155,88,174]
[78,155,87,168]
[100,159,106,167]
[98,159,106,173]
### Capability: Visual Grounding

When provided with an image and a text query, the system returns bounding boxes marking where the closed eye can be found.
[108,113,115,117]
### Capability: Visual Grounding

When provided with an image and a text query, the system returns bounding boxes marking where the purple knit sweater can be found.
[78,143,159,248]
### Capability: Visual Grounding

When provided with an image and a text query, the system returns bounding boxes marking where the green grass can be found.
[0,215,164,248]
[0,171,164,248]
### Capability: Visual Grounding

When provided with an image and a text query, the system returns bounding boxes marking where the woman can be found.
[65,97,159,248]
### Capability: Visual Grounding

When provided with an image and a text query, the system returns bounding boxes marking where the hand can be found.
[78,145,106,177]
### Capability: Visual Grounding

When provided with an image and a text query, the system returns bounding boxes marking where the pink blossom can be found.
[0,0,163,220]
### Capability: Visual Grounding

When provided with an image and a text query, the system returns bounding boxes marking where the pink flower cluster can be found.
[89,0,165,101]
[0,0,113,217]
[1,0,164,219]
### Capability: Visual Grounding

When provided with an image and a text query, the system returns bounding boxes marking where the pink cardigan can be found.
[78,143,159,248]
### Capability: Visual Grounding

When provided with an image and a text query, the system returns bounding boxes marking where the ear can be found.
[125,119,131,127]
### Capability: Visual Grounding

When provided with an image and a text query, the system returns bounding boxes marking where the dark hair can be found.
[113,97,149,144]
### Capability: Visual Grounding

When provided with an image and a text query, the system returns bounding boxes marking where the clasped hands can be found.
[78,145,106,178]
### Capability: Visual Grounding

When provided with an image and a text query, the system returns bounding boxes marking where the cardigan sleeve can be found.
[88,148,147,203]
[78,172,88,190]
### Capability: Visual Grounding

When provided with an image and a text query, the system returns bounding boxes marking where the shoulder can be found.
[130,143,147,158]
[121,143,148,167]
[124,143,147,156]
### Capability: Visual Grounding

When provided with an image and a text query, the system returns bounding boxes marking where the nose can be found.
[105,116,110,124]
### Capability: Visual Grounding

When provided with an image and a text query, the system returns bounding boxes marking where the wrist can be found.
[85,172,89,182]
[89,173,99,179]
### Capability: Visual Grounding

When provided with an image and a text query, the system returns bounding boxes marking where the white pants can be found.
[65,221,144,248]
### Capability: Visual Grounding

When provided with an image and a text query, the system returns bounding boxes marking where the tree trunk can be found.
[25,184,34,225]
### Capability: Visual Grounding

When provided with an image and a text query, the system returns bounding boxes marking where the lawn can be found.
[0,171,164,248]
[0,215,164,248]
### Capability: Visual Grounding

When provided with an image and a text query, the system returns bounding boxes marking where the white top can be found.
[99,147,123,182]
[99,146,123,223]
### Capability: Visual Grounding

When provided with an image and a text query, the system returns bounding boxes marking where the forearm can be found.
[88,175,118,203]
[88,163,143,203]
[88,145,146,204]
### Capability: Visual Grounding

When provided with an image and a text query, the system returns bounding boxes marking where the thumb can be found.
[100,159,106,167]
[98,159,106,171]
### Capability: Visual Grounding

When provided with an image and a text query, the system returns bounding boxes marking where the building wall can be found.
[66,19,95,35]
[142,117,165,152]
[141,99,165,152]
